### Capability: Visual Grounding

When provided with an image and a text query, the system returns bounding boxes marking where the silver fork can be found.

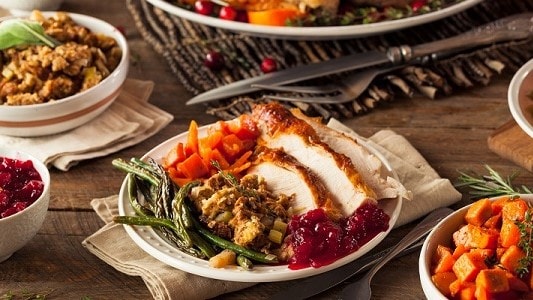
[338,207,453,300]
[252,65,403,104]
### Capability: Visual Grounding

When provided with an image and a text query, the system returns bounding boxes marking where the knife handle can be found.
[388,13,533,64]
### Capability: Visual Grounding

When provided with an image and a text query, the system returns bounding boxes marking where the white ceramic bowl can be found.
[508,58,533,139]
[0,147,50,263]
[0,0,63,16]
[0,12,129,137]
[418,194,533,299]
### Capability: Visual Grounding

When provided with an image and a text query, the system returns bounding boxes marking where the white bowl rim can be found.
[0,11,129,111]
[0,148,50,222]
[508,58,533,139]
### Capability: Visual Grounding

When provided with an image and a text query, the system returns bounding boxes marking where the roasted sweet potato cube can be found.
[502,198,528,222]
[500,245,526,275]
[431,271,457,297]
[465,198,493,226]
[475,269,510,293]
[483,213,502,229]
[433,244,456,273]
[500,220,521,248]
[453,252,488,283]
[455,282,476,300]
[453,224,499,249]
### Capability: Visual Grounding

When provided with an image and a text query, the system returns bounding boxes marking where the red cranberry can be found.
[235,10,248,23]
[260,57,277,73]
[219,6,238,21]
[0,157,44,219]
[410,0,427,12]
[194,0,215,15]
[204,51,225,70]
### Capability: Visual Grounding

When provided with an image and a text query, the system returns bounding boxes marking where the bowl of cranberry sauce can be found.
[0,147,50,263]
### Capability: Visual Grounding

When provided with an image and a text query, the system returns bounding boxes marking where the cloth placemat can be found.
[82,123,462,300]
[0,79,173,171]
[127,0,533,120]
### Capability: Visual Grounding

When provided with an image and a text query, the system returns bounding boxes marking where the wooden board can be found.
[488,119,533,172]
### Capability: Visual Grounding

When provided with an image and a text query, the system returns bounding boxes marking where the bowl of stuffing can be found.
[508,58,533,139]
[419,194,533,299]
[0,10,128,137]
[0,146,50,263]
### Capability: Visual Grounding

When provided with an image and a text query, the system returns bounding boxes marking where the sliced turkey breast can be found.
[248,146,342,220]
[251,103,376,217]
[291,109,410,201]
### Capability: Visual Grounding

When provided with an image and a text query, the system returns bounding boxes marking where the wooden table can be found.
[1,1,532,299]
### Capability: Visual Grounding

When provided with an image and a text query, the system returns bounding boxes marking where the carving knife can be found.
[186,13,533,105]
[267,207,454,300]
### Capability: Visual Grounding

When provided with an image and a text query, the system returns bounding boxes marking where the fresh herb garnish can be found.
[211,160,260,199]
[0,19,60,50]
[516,208,533,277]
[456,165,532,199]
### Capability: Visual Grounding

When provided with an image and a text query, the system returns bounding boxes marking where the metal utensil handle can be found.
[365,207,453,279]
[387,13,533,64]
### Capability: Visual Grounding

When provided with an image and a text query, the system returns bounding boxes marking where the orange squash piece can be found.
[502,198,528,222]
[475,268,510,293]
[455,282,476,300]
[453,252,488,283]
[431,271,457,297]
[500,220,521,248]
[177,152,209,179]
[433,244,456,273]
[453,224,499,249]
[500,245,526,275]
[465,198,493,226]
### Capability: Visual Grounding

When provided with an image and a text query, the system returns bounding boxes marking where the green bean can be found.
[171,181,199,247]
[114,215,206,258]
[237,255,253,270]
[126,174,153,217]
[189,231,217,258]
[191,217,278,264]
[112,158,160,186]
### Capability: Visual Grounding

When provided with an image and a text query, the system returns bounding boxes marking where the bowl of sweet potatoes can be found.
[419,194,533,299]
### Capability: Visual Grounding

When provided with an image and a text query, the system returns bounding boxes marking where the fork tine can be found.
[252,83,340,94]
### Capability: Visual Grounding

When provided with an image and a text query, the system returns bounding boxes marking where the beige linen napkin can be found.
[0,79,173,171]
[82,119,462,300]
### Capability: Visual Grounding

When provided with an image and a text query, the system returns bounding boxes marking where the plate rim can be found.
[145,0,483,40]
[118,124,402,282]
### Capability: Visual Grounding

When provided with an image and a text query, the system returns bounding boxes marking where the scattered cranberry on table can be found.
[204,50,225,70]
[0,157,44,219]
[260,57,277,73]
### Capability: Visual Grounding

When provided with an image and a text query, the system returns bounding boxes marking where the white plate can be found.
[146,0,483,40]
[118,124,401,282]
[508,58,533,139]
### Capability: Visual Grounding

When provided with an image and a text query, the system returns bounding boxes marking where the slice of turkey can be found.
[251,103,376,217]
[291,109,410,202]
[248,146,343,220]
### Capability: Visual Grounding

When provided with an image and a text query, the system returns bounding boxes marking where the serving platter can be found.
[146,0,483,40]
[118,124,402,282]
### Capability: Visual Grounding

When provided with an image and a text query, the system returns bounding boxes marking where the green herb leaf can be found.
[456,165,532,199]
[0,19,60,50]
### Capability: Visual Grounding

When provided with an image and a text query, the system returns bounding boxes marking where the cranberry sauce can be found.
[287,202,390,270]
[0,157,44,219]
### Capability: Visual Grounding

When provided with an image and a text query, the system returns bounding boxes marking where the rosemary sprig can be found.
[210,160,259,200]
[455,165,532,199]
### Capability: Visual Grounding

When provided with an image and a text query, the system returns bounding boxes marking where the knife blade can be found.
[267,207,454,300]
[186,13,533,105]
